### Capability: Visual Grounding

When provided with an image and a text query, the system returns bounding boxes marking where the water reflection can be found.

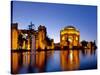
[11,52,30,73]
[81,48,96,56]
[11,49,97,74]
[60,50,80,71]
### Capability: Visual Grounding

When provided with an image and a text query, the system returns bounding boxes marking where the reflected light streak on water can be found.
[11,49,97,74]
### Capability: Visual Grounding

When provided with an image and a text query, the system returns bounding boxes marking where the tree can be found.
[46,35,52,46]
[81,40,88,48]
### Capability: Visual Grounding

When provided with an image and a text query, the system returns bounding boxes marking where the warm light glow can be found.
[60,50,80,70]
[68,36,73,42]
[60,26,80,47]
[62,36,65,40]
[12,29,18,50]
[61,30,79,35]
[76,37,78,40]
[69,50,73,62]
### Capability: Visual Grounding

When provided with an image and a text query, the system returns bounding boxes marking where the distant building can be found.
[11,23,54,50]
[60,26,80,49]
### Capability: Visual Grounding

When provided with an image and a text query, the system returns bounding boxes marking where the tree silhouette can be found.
[90,40,97,49]
[46,35,52,46]
[81,40,88,48]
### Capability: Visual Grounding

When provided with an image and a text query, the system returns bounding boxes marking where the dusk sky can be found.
[12,1,97,43]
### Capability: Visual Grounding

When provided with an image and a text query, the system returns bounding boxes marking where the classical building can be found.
[37,25,47,49]
[11,23,54,50]
[11,23,31,50]
[35,25,54,50]
[60,26,80,49]
[11,23,18,50]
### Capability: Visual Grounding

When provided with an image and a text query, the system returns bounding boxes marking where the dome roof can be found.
[64,26,76,30]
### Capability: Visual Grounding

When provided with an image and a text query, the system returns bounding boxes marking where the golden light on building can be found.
[11,23,18,50]
[60,26,80,49]
[38,25,47,50]
[11,23,54,50]
[11,23,31,50]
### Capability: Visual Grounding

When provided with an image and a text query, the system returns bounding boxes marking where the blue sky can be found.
[12,1,97,43]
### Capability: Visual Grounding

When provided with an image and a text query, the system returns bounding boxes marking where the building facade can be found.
[38,25,47,49]
[11,23,18,50]
[60,26,80,49]
[11,23,54,50]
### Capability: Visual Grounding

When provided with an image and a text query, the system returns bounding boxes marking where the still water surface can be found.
[11,49,97,74]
